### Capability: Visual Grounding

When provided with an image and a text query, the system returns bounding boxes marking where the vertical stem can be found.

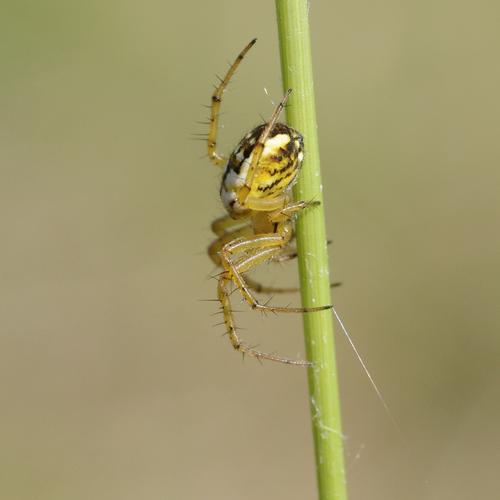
[275,2,348,499]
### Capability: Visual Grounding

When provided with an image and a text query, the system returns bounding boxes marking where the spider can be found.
[206,39,332,366]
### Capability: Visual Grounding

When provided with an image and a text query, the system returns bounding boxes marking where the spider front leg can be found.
[207,39,257,166]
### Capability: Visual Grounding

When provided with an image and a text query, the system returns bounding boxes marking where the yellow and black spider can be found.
[206,39,331,365]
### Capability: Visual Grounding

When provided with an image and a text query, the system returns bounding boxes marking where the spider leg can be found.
[208,214,253,266]
[217,275,311,365]
[270,199,321,222]
[207,38,257,166]
[210,214,250,236]
[244,276,302,294]
[244,276,342,294]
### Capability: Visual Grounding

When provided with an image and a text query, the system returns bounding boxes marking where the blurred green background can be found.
[1,1,499,499]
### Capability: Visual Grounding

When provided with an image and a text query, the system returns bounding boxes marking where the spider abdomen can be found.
[220,122,304,216]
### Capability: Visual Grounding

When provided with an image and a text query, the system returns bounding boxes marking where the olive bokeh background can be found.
[1,1,499,499]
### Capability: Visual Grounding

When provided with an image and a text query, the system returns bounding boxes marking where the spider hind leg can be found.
[217,274,311,366]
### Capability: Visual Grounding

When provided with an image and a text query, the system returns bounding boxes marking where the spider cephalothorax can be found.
[205,39,331,365]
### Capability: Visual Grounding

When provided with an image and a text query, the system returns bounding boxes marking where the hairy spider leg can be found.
[208,226,253,267]
[211,214,250,236]
[217,275,311,366]
[208,38,257,166]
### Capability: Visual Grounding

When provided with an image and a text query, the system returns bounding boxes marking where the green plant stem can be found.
[275,2,347,499]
